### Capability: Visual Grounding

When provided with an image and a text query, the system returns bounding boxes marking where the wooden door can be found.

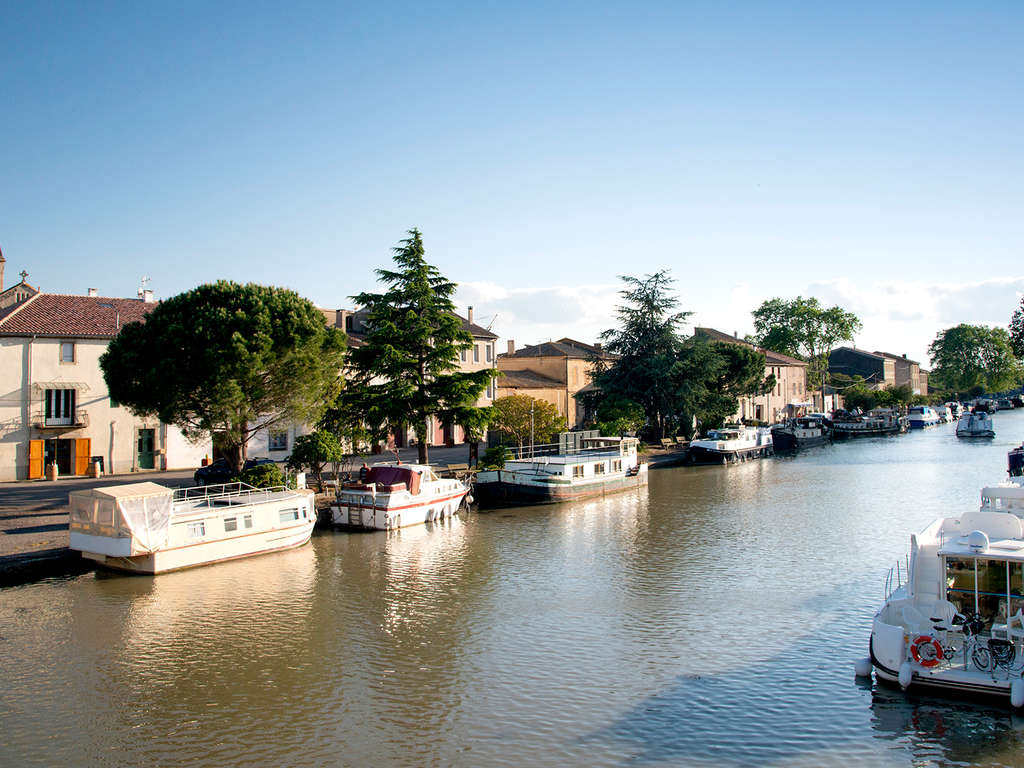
[74,438,91,475]
[29,439,44,479]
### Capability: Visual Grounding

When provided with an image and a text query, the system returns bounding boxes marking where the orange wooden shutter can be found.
[75,438,91,475]
[29,440,44,479]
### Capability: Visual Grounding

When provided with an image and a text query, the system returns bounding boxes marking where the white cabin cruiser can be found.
[473,436,647,507]
[907,405,941,429]
[331,462,468,529]
[69,481,316,574]
[956,410,995,439]
[866,477,1024,705]
[687,424,773,465]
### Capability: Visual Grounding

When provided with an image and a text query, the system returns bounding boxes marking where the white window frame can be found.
[473,344,480,363]
[45,388,76,426]
[187,521,206,538]
[224,517,238,532]
[279,508,300,523]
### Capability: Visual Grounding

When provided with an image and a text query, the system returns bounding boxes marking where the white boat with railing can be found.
[687,424,773,464]
[863,475,1024,706]
[473,434,647,507]
[69,481,316,574]
[330,463,469,529]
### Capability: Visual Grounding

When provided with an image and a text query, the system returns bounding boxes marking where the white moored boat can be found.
[907,405,941,429]
[687,424,773,464]
[69,481,316,574]
[956,410,995,439]
[865,475,1024,706]
[473,436,648,507]
[330,462,468,530]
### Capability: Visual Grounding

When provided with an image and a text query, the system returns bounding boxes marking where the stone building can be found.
[827,347,896,390]
[496,338,613,429]
[693,328,810,424]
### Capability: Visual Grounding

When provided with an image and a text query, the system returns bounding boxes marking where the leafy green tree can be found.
[287,431,344,490]
[928,324,1021,393]
[480,445,510,470]
[490,395,563,449]
[348,229,491,464]
[1011,299,1024,359]
[672,340,774,431]
[593,271,689,439]
[101,281,345,473]
[595,395,645,437]
[842,384,878,412]
[875,384,913,408]
[750,296,861,401]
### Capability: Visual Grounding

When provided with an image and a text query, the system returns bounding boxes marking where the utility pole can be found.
[530,402,535,458]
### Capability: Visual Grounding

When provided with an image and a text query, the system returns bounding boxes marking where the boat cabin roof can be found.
[69,481,172,501]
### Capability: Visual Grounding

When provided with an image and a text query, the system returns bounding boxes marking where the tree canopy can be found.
[928,324,1021,394]
[594,395,645,437]
[347,229,491,463]
[671,339,774,431]
[1010,298,1024,359]
[592,271,689,438]
[490,395,563,449]
[100,281,346,472]
[750,296,860,394]
[287,430,344,490]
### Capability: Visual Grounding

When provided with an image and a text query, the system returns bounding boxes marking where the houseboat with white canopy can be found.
[330,463,469,529]
[687,424,773,464]
[864,475,1024,706]
[69,481,316,574]
[473,434,647,507]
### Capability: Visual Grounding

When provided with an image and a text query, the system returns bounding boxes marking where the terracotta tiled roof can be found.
[694,327,807,367]
[0,293,155,338]
[497,369,564,389]
[500,338,611,360]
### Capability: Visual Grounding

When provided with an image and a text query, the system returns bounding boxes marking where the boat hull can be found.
[474,469,647,508]
[687,444,773,464]
[832,425,903,438]
[770,431,829,451]
[75,519,315,574]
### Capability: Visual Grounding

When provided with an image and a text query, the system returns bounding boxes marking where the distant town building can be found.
[0,265,209,481]
[496,338,613,429]
[873,351,924,395]
[693,328,810,424]
[827,347,896,390]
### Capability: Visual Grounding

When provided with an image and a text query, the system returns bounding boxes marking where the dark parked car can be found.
[193,457,277,485]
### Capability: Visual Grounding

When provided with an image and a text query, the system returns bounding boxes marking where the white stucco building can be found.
[0,283,209,481]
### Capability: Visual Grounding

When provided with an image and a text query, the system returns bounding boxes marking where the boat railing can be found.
[173,482,294,506]
[884,553,911,600]
[502,442,630,461]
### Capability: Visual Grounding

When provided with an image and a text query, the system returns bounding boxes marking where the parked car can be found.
[193,457,277,485]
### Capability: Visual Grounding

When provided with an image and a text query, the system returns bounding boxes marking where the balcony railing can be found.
[32,409,89,429]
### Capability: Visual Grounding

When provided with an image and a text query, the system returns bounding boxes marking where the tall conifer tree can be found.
[349,229,491,464]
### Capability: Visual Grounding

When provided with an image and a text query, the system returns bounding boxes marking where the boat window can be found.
[573,465,584,478]
[946,557,976,614]
[224,516,238,532]
[612,460,622,472]
[243,513,253,529]
[594,463,606,475]
[279,508,299,523]
[187,521,205,538]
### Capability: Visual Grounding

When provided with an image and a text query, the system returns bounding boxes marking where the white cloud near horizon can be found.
[457,276,1024,368]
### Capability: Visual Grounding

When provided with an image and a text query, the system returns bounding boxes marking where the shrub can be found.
[480,445,510,470]
[239,462,286,488]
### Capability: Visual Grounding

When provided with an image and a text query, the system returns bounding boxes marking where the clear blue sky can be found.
[2,1,1022,364]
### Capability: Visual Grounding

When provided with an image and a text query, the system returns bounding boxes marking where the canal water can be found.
[4,413,1024,767]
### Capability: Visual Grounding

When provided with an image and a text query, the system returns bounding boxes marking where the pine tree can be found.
[348,229,491,464]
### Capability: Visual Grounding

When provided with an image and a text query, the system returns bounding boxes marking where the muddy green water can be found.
[4,413,1024,767]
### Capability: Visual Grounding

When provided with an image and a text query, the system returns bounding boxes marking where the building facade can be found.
[496,338,612,429]
[693,328,810,424]
[0,287,209,481]
[828,347,896,390]
[873,351,924,395]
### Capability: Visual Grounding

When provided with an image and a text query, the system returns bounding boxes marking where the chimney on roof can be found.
[734,331,738,338]
[87,288,98,297]
[467,306,474,325]
[594,342,602,350]
[142,289,154,303]
[0,245,4,292]
[902,353,907,359]
[508,340,515,355]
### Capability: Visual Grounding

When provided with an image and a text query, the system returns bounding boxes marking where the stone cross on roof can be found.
[19,270,28,282]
